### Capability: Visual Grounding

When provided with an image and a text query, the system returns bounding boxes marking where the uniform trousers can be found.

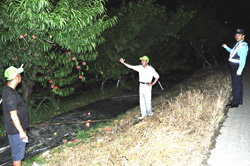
[139,84,153,117]
[229,62,243,105]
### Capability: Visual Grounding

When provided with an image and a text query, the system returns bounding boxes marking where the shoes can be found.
[138,116,147,120]
[226,103,239,108]
[226,101,242,108]
[147,112,154,116]
[138,112,154,119]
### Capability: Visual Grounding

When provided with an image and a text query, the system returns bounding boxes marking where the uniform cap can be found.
[4,66,24,81]
[235,29,245,35]
[140,55,149,62]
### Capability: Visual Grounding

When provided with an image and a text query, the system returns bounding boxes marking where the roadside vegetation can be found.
[0,0,227,138]
[0,0,230,165]
[24,65,231,166]
[0,85,123,136]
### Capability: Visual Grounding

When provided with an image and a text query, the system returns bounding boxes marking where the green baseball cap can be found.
[4,66,24,81]
[140,55,149,62]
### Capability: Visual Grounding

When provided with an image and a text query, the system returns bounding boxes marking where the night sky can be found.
[106,0,250,34]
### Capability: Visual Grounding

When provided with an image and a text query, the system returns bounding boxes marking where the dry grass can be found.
[38,66,231,166]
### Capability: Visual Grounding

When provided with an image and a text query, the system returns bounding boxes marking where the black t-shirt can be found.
[2,85,29,135]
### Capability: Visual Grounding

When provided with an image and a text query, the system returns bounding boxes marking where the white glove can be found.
[236,69,242,75]
[222,44,228,49]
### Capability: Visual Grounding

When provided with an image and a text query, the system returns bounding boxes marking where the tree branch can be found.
[43,39,54,44]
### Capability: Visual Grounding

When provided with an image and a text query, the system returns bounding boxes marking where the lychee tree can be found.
[0,0,117,101]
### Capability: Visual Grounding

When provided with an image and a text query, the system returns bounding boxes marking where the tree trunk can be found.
[206,47,218,66]
[22,66,38,103]
[101,78,107,94]
[193,45,211,68]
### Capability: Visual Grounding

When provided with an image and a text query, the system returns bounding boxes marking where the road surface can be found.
[207,63,250,166]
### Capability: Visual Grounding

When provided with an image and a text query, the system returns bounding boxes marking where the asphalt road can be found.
[207,63,250,166]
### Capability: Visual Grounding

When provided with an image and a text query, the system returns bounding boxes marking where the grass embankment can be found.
[25,66,231,166]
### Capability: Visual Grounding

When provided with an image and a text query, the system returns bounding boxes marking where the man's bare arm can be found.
[10,111,26,139]
[119,58,134,69]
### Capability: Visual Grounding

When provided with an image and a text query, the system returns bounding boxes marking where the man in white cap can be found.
[120,56,160,119]
[222,29,249,108]
[2,65,29,166]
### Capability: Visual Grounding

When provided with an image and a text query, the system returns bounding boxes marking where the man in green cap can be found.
[120,56,160,119]
[2,65,29,166]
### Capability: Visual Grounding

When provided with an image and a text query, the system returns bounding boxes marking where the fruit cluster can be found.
[69,51,87,80]
[49,80,58,90]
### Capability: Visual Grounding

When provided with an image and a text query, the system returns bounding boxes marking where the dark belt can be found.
[229,61,239,66]
[140,82,149,84]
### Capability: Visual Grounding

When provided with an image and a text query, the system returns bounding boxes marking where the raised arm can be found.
[222,43,232,53]
[120,58,134,69]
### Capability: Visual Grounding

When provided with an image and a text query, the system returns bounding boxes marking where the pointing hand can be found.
[119,58,125,64]
[222,44,228,49]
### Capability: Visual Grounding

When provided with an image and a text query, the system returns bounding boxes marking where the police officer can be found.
[120,56,160,119]
[222,29,249,108]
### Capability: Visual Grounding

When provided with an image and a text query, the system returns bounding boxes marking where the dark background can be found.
[106,0,250,36]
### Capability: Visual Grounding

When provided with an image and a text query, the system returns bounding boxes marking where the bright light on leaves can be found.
[0,0,117,100]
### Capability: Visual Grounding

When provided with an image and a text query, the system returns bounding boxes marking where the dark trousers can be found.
[229,62,243,104]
